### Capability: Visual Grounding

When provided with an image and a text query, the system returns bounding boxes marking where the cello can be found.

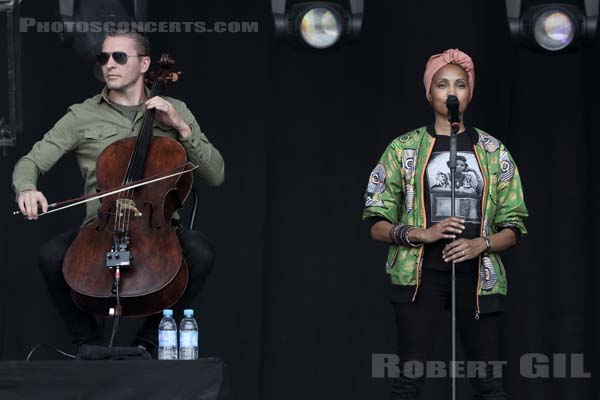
[62,54,193,318]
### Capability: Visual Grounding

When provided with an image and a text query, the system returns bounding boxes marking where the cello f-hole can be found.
[143,201,160,230]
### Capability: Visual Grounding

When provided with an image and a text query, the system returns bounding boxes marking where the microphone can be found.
[446,95,461,133]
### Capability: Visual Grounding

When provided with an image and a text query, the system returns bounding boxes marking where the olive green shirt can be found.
[12,87,225,224]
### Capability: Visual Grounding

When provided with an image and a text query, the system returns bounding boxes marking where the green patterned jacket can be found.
[363,126,528,315]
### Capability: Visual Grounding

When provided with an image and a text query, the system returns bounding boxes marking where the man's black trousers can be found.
[38,226,214,350]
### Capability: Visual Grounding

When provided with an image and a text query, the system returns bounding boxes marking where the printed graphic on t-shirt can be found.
[426,151,483,223]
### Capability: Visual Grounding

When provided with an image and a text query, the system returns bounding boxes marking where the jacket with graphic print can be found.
[363,126,528,315]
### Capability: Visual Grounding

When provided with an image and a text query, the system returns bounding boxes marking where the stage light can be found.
[0,0,22,155]
[0,0,19,12]
[271,0,363,49]
[533,9,575,51]
[299,7,342,49]
[506,0,598,51]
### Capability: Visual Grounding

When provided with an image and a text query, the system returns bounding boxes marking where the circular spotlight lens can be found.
[533,10,575,51]
[299,7,342,49]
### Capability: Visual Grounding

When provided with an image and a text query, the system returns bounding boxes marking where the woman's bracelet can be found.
[403,227,422,248]
[397,225,410,246]
[389,225,400,245]
[389,224,422,247]
[482,235,492,253]
[389,224,403,245]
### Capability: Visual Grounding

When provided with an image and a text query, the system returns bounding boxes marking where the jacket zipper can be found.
[472,143,487,319]
[411,136,436,302]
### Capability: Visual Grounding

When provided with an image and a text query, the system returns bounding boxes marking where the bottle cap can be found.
[183,309,194,317]
[163,309,173,316]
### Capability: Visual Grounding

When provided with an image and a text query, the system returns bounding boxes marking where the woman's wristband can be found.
[482,235,492,253]
[404,227,422,247]
[389,224,422,247]
[389,225,400,245]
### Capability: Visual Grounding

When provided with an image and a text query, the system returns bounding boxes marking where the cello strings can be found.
[119,117,141,238]
[121,80,159,239]
[121,110,147,237]
[118,93,146,239]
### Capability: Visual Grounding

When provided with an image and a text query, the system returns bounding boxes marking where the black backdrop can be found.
[1,1,599,399]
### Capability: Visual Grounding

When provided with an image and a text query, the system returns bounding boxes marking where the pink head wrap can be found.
[423,48,475,101]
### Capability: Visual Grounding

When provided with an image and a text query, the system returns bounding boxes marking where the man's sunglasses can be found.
[97,51,146,66]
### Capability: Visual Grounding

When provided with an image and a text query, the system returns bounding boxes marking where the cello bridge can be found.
[115,199,143,217]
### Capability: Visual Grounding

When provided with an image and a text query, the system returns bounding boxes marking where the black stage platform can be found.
[0,357,230,400]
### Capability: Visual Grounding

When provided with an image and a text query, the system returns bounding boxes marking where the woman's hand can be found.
[417,217,466,244]
[442,237,486,263]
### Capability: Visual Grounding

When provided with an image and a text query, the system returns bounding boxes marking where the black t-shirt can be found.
[422,125,483,273]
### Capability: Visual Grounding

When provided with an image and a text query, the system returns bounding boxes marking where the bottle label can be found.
[159,331,177,347]
[180,331,198,348]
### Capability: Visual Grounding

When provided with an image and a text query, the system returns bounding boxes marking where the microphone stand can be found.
[450,122,458,400]
[447,97,461,400]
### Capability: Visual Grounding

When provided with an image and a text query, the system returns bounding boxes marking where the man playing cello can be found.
[12,29,224,357]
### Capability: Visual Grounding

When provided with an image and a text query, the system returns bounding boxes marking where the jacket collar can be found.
[98,86,151,104]
[425,123,479,146]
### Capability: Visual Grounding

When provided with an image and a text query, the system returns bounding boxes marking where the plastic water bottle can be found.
[158,309,178,360]
[179,309,198,360]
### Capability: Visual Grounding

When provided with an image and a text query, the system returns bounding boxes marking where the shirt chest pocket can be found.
[82,126,119,141]
[152,121,178,139]
[77,126,121,162]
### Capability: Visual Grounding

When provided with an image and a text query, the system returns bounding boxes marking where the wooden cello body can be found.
[63,55,191,317]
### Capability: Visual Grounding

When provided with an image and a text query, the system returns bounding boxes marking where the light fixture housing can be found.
[272,0,363,49]
[506,0,598,51]
[0,0,22,152]
[0,0,20,12]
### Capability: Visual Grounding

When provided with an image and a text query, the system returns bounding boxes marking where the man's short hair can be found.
[105,29,150,57]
